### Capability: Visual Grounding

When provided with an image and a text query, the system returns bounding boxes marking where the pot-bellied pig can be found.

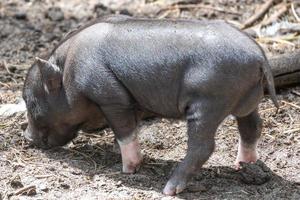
[23,15,278,195]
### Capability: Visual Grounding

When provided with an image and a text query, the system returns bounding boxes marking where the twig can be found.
[158,9,172,19]
[227,20,243,28]
[265,133,275,139]
[0,81,10,88]
[14,185,36,195]
[291,90,300,97]
[258,38,295,46]
[259,104,287,113]
[257,35,297,46]
[287,113,294,126]
[279,25,300,34]
[282,100,300,110]
[3,180,9,200]
[240,190,250,195]
[283,128,300,134]
[69,149,98,171]
[83,133,103,138]
[161,4,241,16]
[11,148,27,167]
[34,174,53,179]
[242,0,276,29]
[94,145,104,152]
[2,60,11,74]
[261,3,288,26]
[291,3,300,22]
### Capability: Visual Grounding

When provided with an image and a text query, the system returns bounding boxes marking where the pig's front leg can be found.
[101,106,143,173]
[117,132,142,173]
[163,101,227,195]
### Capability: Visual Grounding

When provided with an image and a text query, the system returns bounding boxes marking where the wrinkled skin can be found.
[23,15,278,196]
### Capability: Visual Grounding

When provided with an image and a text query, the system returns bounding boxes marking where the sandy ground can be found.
[0,0,299,199]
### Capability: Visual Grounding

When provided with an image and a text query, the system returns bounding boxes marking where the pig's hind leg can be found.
[235,109,262,167]
[101,106,143,174]
[233,84,263,168]
[163,100,228,195]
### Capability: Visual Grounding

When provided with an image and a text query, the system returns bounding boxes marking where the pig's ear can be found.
[35,57,62,93]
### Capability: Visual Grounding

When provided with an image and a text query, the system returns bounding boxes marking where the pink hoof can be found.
[118,138,143,174]
[163,180,186,196]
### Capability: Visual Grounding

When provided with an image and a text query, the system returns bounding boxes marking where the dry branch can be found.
[261,3,288,26]
[242,0,277,29]
[161,4,241,16]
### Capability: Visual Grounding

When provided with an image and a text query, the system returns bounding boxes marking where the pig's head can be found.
[22,57,105,149]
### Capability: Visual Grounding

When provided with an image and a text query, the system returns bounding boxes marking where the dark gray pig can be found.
[23,15,279,195]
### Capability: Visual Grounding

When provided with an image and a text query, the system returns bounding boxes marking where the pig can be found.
[22,15,279,195]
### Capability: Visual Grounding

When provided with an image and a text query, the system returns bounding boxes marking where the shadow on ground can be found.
[40,141,300,199]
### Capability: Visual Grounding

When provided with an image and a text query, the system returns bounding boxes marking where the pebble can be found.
[26,187,37,196]
[10,175,24,189]
[46,7,64,21]
[14,12,27,20]
[116,181,122,187]
[187,184,208,193]
[40,184,49,192]
[60,183,70,189]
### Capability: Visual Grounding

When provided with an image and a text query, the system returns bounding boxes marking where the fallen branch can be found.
[242,0,277,29]
[269,50,300,76]
[261,3,288,26]
[268,50,300,88]
[160,4,241,16]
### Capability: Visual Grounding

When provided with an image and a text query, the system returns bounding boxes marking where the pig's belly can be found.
[120,74,183,118]
[109,59,186,117]
[133,86,181,117]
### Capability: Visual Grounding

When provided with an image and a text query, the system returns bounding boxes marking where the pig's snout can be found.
[23,126,51,149]
[20,121,28,131]
[21,122,33,142]
[23,127,34,143]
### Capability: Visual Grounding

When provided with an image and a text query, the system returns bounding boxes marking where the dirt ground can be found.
[0,0,299,199]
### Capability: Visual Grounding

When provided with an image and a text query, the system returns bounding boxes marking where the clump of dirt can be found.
[238,160,272,185]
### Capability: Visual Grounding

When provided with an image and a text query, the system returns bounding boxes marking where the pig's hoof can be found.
[235,148,258,169]
[122,158,143,174]
[235,159,257,170]
[122,164,140,174]
[163,180,186,196]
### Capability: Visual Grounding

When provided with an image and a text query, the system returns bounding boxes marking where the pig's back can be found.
[70,19,264,117]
